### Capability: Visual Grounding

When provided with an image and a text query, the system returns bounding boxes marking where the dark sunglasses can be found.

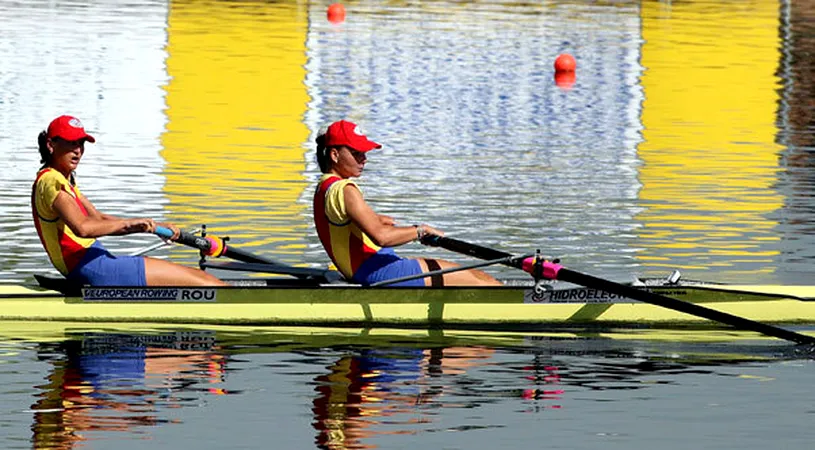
[51,137,86,147]
[345,148,366,160]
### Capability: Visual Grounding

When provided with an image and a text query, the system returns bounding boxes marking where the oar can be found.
[422,235,815,346]
[129,239,171,256]
[370,254,532,287]
[154,226,343,282]
[155,226,283,266]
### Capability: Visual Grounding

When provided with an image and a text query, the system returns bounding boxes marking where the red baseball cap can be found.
[324,120,381,152]
[47,115,96,143]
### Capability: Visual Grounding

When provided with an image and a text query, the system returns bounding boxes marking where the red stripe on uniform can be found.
[59,184,90,272]
[313,176,341,263]
[348,233,379,274]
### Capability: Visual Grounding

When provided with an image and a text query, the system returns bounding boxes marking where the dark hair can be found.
[38,131,76,185]
[316,132,331,173]
[37,131,50,166]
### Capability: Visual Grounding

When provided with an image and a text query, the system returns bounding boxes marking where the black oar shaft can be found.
[222,246,278,265]
[423,235,815,345]
[155,226,342,282]
[558,268,815,345]
[422,236,522,269]
[430,238,511,260]
[172,231,280,265]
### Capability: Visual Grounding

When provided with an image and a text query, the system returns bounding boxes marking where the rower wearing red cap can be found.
[313,120,501,286]
[31,115,225,287]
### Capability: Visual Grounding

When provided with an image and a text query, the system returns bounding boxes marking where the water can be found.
[2,323,814,449]
[2,0,815,447]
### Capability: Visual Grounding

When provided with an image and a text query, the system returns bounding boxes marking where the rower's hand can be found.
[123,218,156,234]
[418,224,444,238]
[157,222,181,241]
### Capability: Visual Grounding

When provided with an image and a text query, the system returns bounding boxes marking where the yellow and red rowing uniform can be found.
[313,174,382,280]
[31,168,96,276]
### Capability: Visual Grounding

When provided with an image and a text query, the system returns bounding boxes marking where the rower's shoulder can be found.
[35,168,71,187]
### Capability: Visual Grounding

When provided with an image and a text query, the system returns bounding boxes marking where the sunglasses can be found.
[51,137,86,148]
[345,148,366,160]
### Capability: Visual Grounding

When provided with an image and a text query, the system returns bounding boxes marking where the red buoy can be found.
[554,53,576,73]
[327,3,346,24]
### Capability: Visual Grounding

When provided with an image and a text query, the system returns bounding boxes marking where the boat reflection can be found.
[17,325,799,449]
[30,331,228,449]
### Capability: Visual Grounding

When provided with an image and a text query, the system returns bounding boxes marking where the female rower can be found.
[32,115,225,286]
[313,120,501,287]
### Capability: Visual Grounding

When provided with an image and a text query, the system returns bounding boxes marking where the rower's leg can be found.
[417,258,503,286]
[143,257,226,286]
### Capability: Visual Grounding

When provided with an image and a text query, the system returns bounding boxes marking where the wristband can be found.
[414,225,425,240]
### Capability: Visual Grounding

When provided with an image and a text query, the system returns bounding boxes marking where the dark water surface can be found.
[2,0,815,448]
[2,323,814,449]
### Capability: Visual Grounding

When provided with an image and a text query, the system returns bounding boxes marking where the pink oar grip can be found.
[521,257,562,279]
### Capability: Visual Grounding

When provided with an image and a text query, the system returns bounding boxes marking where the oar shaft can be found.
[422,235,517,268]
[155,226,280,265]
[129,240,170,256]
[557,268,815,345]
[370,254,529,287]
[423,235,815,345]
[422,235,560,278]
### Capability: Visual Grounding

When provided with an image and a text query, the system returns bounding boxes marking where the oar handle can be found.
[155,226,174,239]
[155,226,282,266]
[155,226,226,257]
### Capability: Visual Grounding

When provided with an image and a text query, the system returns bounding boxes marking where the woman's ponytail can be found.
[37,131,49,166]
[315,130,331,173]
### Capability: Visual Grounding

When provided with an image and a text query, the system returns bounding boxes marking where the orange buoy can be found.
[554,53,576,73]
[327,3,346,24]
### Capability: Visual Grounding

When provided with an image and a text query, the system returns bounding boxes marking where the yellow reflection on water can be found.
[638,0,783,273]
[162,1,310,254]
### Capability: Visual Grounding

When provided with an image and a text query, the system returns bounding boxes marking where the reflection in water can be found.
[638,1,784,281]
[5,326,801,448]
[162,1,312,265]
[311,347,496,449]
[29,331,228,449]
[302,1,644,277]
[2,0,815,285]
[774,0,815,282]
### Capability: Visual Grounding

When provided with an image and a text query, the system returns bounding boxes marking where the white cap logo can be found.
[353,125,365,136]
[68,118,83,129]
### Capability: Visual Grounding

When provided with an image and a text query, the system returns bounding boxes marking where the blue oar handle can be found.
[154,226,280,266]
[155,226,174,239]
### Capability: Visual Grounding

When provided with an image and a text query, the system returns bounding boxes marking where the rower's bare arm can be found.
[344,185,417,247]
[378,214,396,226]
[79,195,121,221]
[53,191,155,238]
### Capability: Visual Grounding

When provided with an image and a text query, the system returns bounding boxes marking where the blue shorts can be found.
[352,248,425,287]
[67,241,147,286]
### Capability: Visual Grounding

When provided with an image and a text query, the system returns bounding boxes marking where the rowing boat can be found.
[2,271,814,328]
[5,227,813,345]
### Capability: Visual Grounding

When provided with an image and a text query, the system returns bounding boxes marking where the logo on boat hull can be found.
[82,288,217,302]
[524,285,635,304]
